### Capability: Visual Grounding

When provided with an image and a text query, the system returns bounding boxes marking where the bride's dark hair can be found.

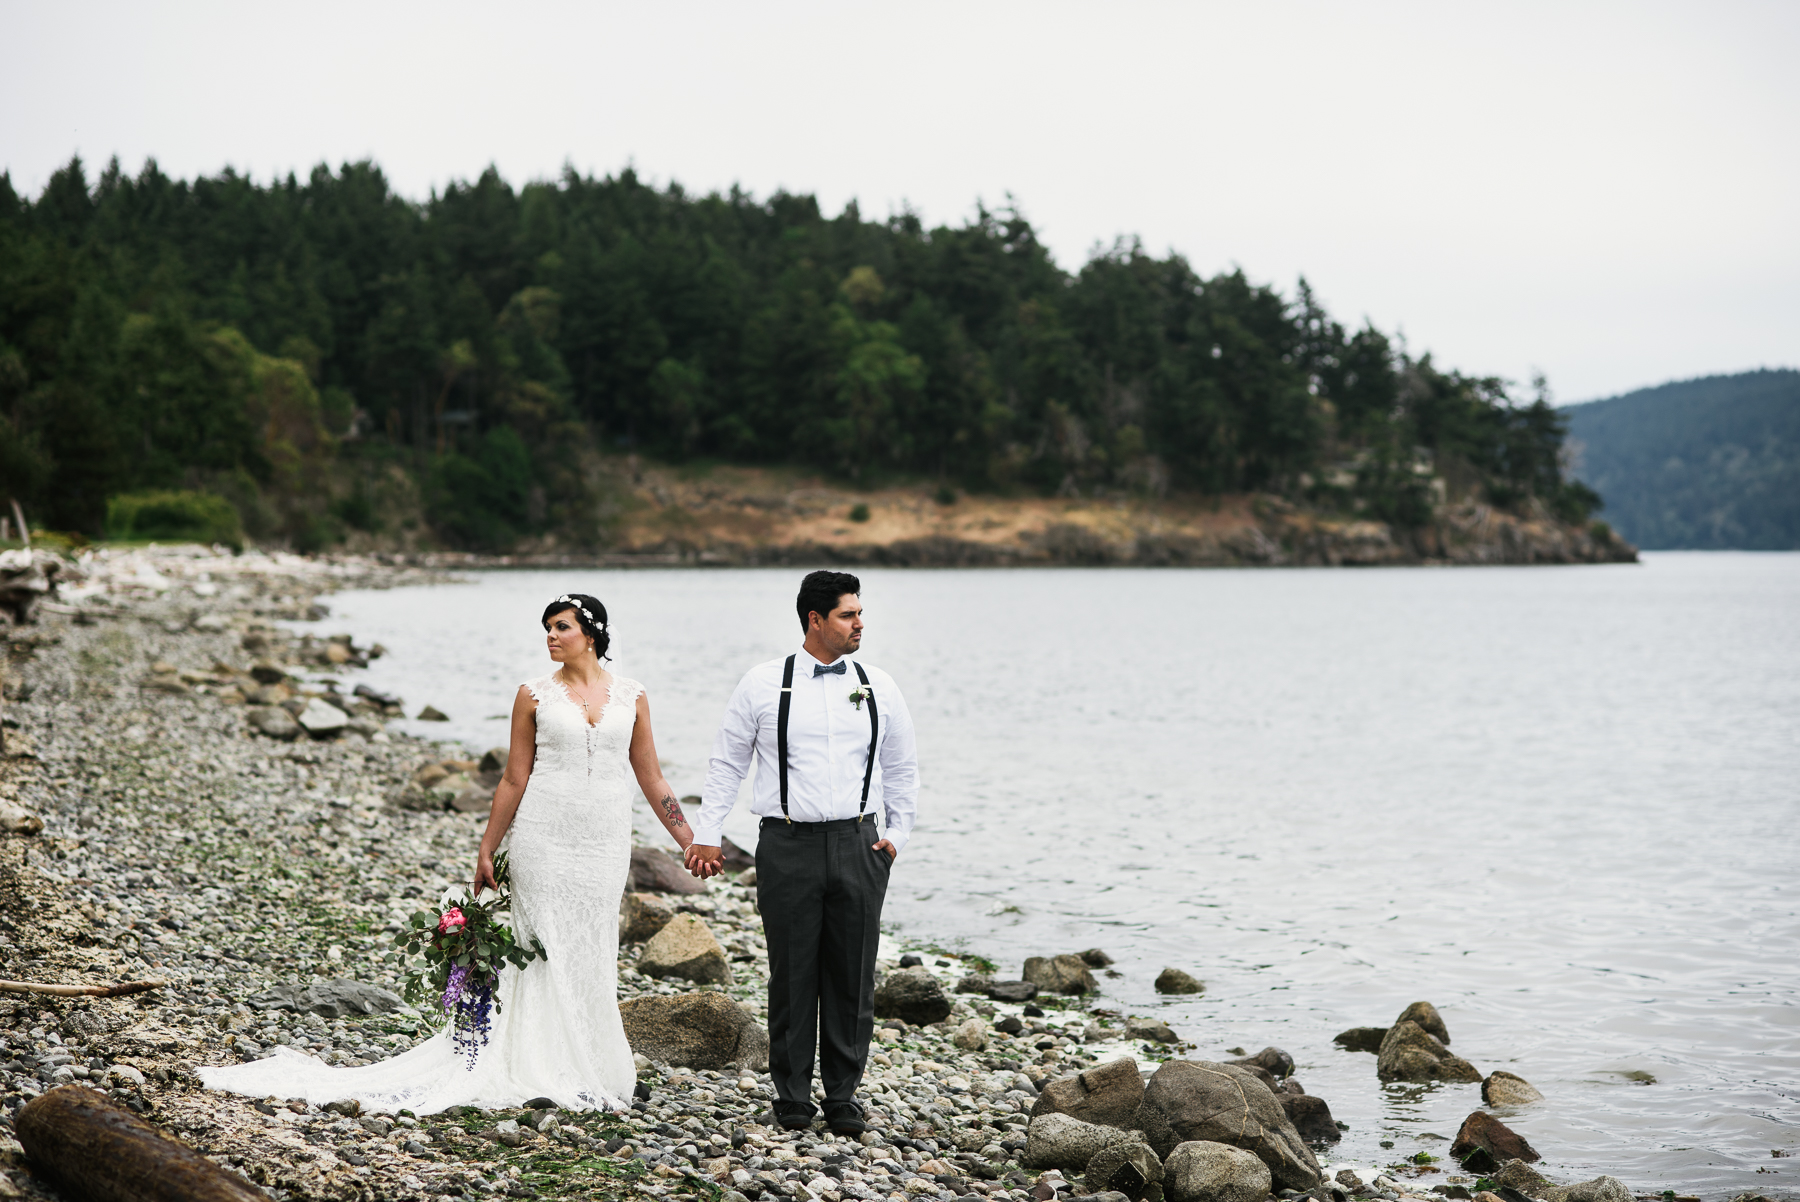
[542,593,610,661]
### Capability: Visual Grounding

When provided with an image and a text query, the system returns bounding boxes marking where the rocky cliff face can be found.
[576,464,1638,568]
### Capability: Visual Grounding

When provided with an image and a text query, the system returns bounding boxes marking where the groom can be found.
[685,570,918,1134]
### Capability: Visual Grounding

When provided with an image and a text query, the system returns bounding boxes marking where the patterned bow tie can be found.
[813,661,847,676]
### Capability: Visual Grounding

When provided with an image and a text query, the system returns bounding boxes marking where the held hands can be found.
[683,844,724,879]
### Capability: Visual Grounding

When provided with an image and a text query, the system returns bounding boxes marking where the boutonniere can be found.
[849,686,871,710]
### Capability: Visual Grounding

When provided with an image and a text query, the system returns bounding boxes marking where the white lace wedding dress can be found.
[201,672,643,1114]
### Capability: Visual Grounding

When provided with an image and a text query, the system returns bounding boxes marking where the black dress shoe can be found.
[772,1100,816,1131]
[822,1099,867,1135]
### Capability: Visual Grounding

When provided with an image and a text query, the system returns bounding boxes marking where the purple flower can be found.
[442,964,495,1068]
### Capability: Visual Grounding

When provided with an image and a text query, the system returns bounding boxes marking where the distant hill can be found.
[1563,369,1800,549]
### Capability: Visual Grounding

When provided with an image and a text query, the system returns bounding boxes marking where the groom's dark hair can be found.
[796,570,861,631]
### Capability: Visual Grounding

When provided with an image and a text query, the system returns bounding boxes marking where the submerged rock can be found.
[1024,954,1098,995]
[1126,1017,1180,1044]
[1133,1060,1322,1191]
[1155,968,1205,995]
[1333,1026,1388,1053]
[1377,1020,1482,1083]
[1162,1140,1272,1202]
[1451,1110,1540,1171]
[1395,1000,1451,1044]
[1277,1093,1340,1144]
[1482,1070,1545,1105]
[1228,1047,1295,1080]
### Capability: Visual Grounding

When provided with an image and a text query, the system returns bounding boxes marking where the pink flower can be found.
[437,908,466,934]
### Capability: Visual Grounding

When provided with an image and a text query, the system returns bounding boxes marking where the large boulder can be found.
[1395,1000,1451,1044]
[1377,1020,1482,1083]
[1482,1071,1544,1105]
[1132,1060,1322,1191]
[247,979,404,1019]
[874,967,952,1026]
[1024,954,1098,995]
[1450,1110,1540,1171]
[1162,1140,1272,1202]
[618,991,768,1070]
[629,846,707,895]
[637,914,733,985]
[619,892,676,943]
[1277,1093,1340,1144]
[1085,1139,1163,1200]
[1155,968,1205,995]
[1031,1057,1145,1129]
[1333,1027,1388,1053]
[1024,1112,1138,1172]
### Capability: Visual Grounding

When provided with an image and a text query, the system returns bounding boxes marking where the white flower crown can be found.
[556,595,604,630]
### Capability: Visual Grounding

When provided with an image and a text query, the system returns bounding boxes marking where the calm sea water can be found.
[316,554,1800,1197]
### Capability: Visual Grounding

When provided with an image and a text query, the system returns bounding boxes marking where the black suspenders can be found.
[776,655,880,824]
[777,655,795,821]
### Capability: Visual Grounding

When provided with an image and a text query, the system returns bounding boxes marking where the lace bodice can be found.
[522,670,644,785]
[200,669,644,1114]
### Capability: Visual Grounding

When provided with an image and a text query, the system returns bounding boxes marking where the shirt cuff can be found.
[691,823,726,849]
[884,827,911,855]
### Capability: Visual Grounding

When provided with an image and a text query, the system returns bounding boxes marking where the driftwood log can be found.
[0,978,167,998]
[0,978,167,993]
[17,1085,265,1202]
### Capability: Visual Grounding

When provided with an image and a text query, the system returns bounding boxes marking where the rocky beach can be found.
[0,548,1769,1202]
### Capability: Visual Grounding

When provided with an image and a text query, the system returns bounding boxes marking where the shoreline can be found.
[0,550,1760,1202]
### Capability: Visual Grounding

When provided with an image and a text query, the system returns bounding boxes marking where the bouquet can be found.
[389,851,547,1066]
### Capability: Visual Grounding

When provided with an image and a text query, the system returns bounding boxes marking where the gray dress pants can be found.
[756,816,891,1106]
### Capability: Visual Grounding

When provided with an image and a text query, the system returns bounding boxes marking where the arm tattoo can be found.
[659,794,689,830]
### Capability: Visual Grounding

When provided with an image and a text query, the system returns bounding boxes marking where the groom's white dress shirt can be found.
[693,647,919,853]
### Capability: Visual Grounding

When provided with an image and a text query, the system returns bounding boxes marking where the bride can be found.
[202,592,697,1113]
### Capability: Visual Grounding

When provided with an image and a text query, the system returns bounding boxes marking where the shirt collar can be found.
[796,645,848,675]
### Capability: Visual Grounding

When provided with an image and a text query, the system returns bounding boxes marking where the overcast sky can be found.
[3,0,1795,401]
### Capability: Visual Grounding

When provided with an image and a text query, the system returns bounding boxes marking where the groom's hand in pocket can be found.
[872,839,896,862]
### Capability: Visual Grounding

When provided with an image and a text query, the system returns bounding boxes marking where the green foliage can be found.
[104,489,243,547]
[0,155,1604,547]
[388,850,546,1010]
[849,502,871,522]
[1563,368,1800,548]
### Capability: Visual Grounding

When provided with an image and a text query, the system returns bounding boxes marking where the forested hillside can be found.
[0,156,1602,551]
[1564,370,1800,549]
